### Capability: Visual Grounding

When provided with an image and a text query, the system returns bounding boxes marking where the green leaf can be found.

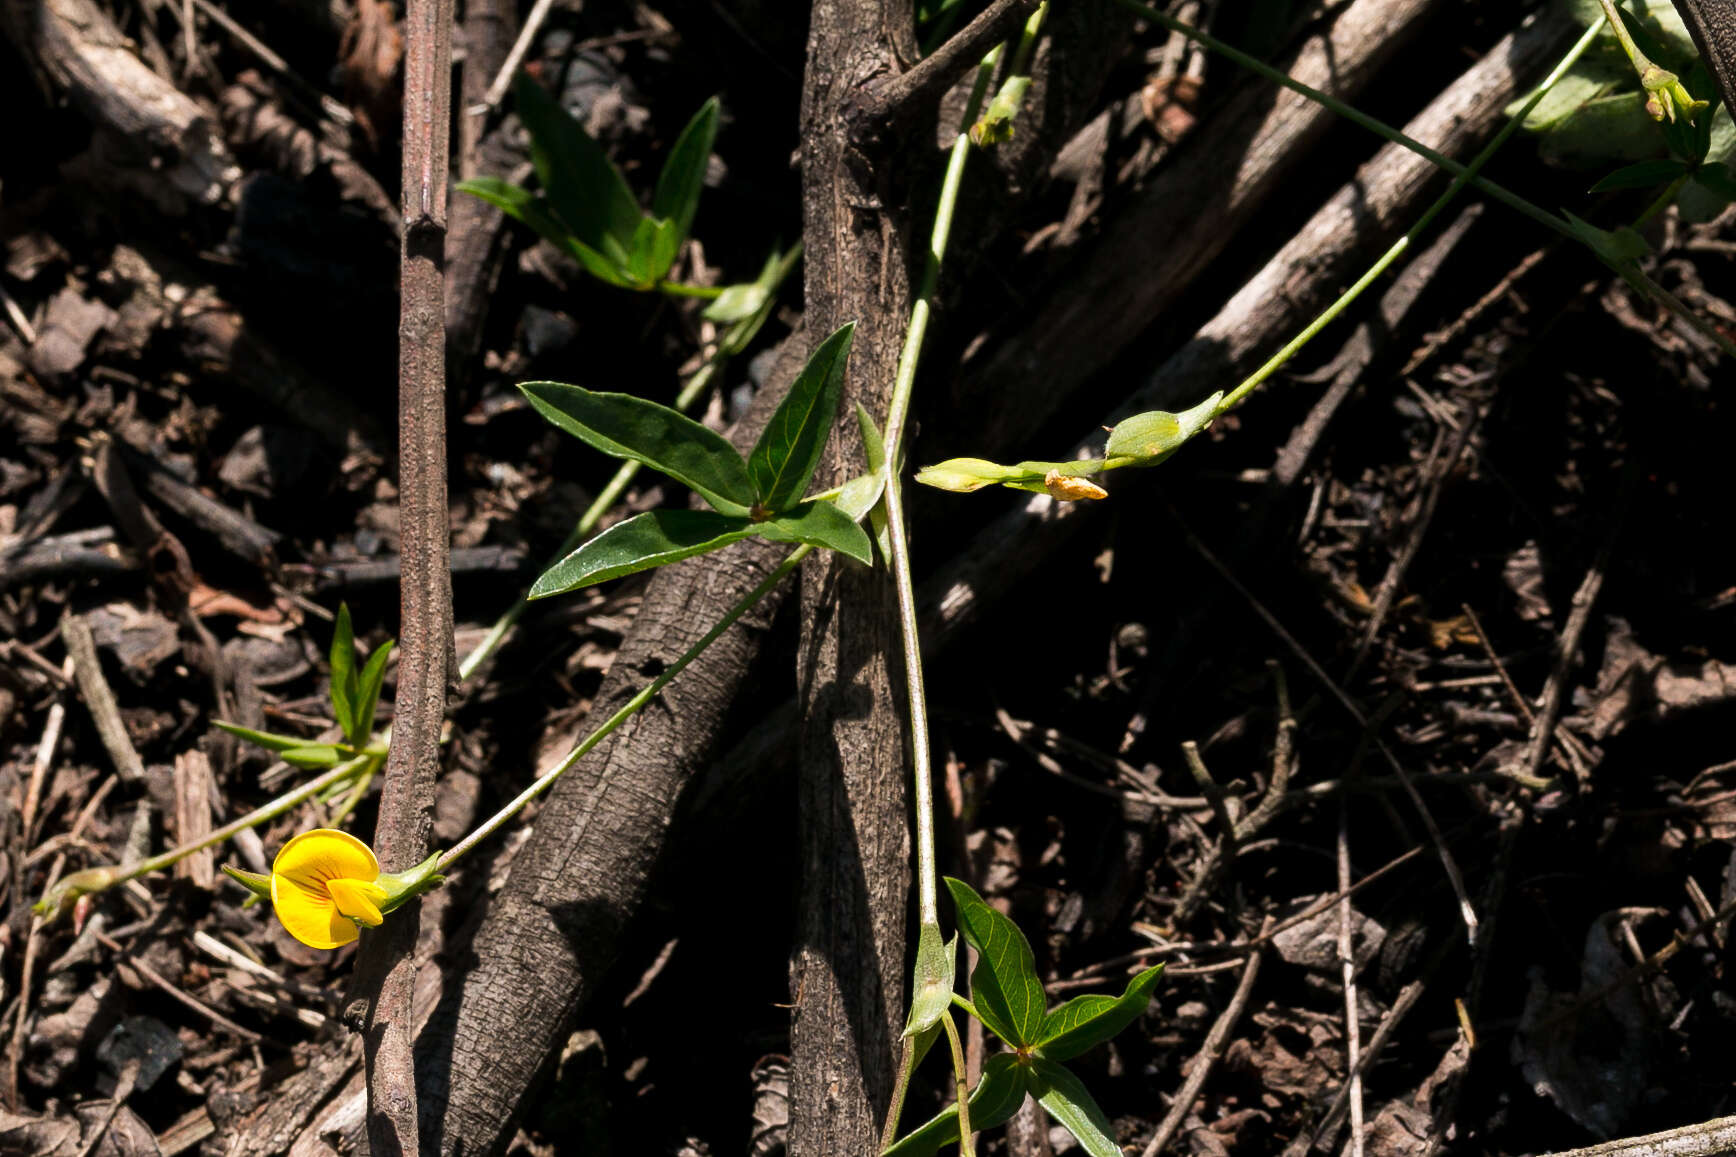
[1589,158,1690,192]
[530,509,759,598]
[717,244,803,356]
[281,745,346,768]
[702,280,768,323]
[1029,1058,1120,1157]
[855,403,892,561]
[457,177,636,286]
[748,323,856,512]
[1104,391,1223,464]
[520,382,756,515]
[760,500,874,565]
[905,924,958,1037]
[329,603,357,743]
[514,74,643,257]
[1562,210,1652,263]
[881,1054,1029,1157]
[1694,161,1736,201]
[943,877,1047,1048]
[352,638,394,744]
[653,97,719,246]
[1035,964,1164,1062]
[213,721,327,754]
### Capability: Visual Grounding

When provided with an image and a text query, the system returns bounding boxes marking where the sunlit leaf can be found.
[281,745,346,768]
[1035,964,1164,1062]
[1104,391,1222,464]
[521,382,757,515]
[1029,1058,1120,1157]
[329,603,357,743]
[456,177,635,286]
[748,323,855,512]
[213,721,323,753]
[352,638,394,744]
[904,924,957,1037]
[881,1054,1029,1157]
[529,509,759,598]
[944,877,1047,1048]
[760,500,873,565]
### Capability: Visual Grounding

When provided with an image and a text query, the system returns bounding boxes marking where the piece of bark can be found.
[0,0,238,211]
[62,610,147,784]
[948,0,1441,454]
[118,444,282,573]
[924,8,1572,640]
[0,527,136,587]
[171,749,215,887]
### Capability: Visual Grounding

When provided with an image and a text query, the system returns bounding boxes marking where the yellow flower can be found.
[270,828,389,949]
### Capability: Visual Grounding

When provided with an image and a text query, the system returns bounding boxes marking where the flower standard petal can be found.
[273,828,381,888]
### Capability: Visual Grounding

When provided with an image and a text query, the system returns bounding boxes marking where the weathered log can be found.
[924,8,1574,639]
[0,0,238,212]
[949,0,1440,454]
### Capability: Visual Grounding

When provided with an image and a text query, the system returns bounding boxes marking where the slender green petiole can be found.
[438,545,813,871]
[942,1011,975,1157]
[657,280,725,300]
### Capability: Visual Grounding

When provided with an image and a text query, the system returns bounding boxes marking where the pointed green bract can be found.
[759,500,874,566]
[1035,964,1164,1061]
[904,924,957,1037]
[943,877,1047,1048]
[654,97,719,246]
[881,1054,1029,1157]
[748,323,855,512]
[514,74,643,260]
[913,458,1029,493]
[1104,390,1223,464]
[1029,1058,1120,1157]
[520,382,757,515]
[329,603,357,742]
[530,509,760,598]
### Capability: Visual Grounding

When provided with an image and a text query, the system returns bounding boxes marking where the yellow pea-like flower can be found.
[271,828,390,949]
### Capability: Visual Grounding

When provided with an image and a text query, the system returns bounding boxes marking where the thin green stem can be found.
[656,280,724,300]
[1595,0,1647,68]
[942,1011,975,1157]
[1633,171,1692,228]
[101,754,370,888]
[1113,0,1736,359]
[1214,18,1605,413]
[439,545,813,871]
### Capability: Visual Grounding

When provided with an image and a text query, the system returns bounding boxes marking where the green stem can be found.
[1214,17,1605,413]
[942,1011,975,1157]
[439,545,813,871]
[882,20,1003,939]
[656,280,725,299]
[68,754,371,894]
[1595,0,1649,69]
[1633,171,1692,228]
[1112,0,1736,359]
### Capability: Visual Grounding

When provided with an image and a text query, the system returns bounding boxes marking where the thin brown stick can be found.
[1542,1115,1736,1157]
[1336,801,1364,1157]
[862,0,1041,125]
[62,611,146,783]
[352,0,454,1149]
[1139,918,1271,1156]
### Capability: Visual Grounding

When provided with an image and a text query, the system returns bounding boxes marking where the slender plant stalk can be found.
[1112,0,1736,358]
[439,545,813,870]
[1215,18,1606,413]
[941,1012,975,1157]
[658,280,725,300]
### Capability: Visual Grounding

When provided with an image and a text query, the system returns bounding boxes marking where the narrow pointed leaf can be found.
[456,177,637,287]
[1030,1059,1120,1157]
[1036,964,1164,1061]
[281,745,346,768]
[529,509,758,598]
[329,603,357,742]
[514,74,643,253]
[213,721,326,754]
[520,382,756,515]
[759,499,873,565]
[352,638,395,744]
[717,245,802,357]
[881,1054,1029,1157]
[856,402,892,562]
[748,323,855,512]
[653,97,719,244]
[943,877,1047,1048]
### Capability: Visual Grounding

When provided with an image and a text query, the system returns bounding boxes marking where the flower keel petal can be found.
[328,877,388,927]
